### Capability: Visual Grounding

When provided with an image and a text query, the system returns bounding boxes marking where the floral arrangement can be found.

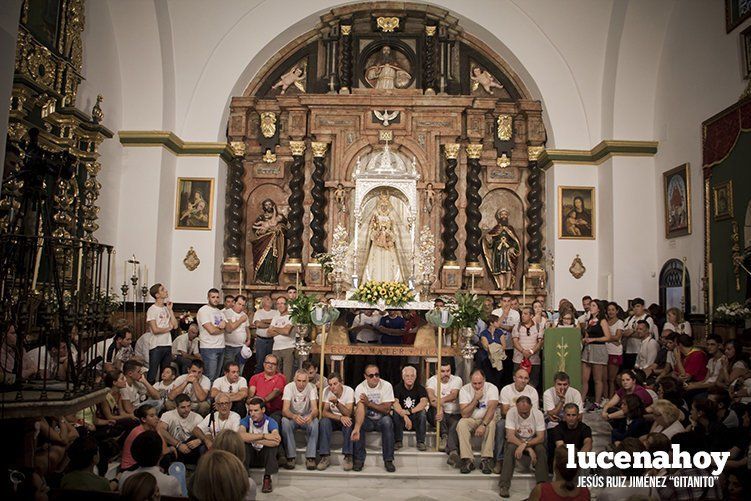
[313,252,334,276]
[289,291,318,326]
[451,292,484,328]
[714,302,751,325]
[178,311,195,332]
[352,280,415,307]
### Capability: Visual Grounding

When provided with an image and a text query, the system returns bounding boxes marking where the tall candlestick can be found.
[239,267,243,296]
[123,260,126,284]
[522,276,527,304]
[76,246,83,290]
[111,249,116,291]
[708,262,714,320]
[607,274,613,302]
[144,265,148,287]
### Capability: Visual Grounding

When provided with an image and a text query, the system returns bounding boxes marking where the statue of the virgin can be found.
[362,192,406,282]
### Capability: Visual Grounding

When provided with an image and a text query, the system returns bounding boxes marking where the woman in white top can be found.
[605,302,625,398]
[532,300,550,330]
[645,399,685,440]
[662,308,692,337]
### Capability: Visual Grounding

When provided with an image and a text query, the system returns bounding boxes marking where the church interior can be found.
[1,1,751,500]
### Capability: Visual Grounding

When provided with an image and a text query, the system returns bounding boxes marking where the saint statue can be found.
[251,199,287,284]
[334,183,348,213]
[423,183,436,215]
[365,46,411,89]
[482,208,521,290]
[363,192,405,282]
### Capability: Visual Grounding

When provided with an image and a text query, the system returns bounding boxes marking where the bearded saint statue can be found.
[482,208,521,290]
[251,199,287,284]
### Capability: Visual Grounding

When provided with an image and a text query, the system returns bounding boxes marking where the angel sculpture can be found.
[272,66,306,94]
[470,66,504,94]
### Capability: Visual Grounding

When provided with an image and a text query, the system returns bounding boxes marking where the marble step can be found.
[288,447,485,468]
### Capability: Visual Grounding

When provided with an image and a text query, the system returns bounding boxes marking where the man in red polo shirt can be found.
[674,334,708,383]
[249,353,287,427]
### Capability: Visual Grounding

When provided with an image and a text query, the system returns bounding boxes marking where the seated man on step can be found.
[317,372,355,471]
[239,397,281,494]
[281,369,319,470]
[351,364,396,472]
[166,359,212,416]
[498,395,548,498]
[393,365,429,451]
[452,369,498,474]
[426,360,463,452]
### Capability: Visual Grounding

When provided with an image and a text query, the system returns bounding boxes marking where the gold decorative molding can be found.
[311,141,328,157]
[528,146,544,161]
[340,25,351,36]
[444,143,460,160]
[496,153,510,168]
[465,144,483,159]
[538,140,658,170]
[497,114,512,141]
[118,130,237,162]
[262,149,276,163]
[259,112,276,138]
[425,26,436,36]
[377,17,399,32]
[289,140,306,156]
[229,141,246,157]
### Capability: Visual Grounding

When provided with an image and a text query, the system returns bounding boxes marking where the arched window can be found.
[659,259,690,316]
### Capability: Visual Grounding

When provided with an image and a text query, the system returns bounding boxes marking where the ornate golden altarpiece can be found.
[221,4,548,302]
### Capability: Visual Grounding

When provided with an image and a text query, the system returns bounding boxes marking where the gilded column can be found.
[81,162,101,242]
[423,26,437,95]
[465,144,483,266]
[286,141,306,262]
[339,25,353,93]
[441,144,460,262]
[310,142,329,256]
[224,142,246,261]
[525,146,544,266]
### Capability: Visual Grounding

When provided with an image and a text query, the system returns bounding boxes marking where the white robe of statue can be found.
[363,196,403,282]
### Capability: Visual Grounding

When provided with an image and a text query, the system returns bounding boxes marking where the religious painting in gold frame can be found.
[558,186,595,240]
[175,177,214,230]
[663,163,691,238]
[712,180,734,221]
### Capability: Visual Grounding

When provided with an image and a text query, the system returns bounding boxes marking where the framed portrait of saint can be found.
[713,180,734,221]
[663,164,691,238]
[558,186,595,240]
[175,178,214,230]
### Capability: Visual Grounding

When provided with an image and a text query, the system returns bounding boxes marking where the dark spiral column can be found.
[309,142,329,256]
[286,141,306,262]
[525,158,543,265]
[423,26,437,95]
[224,143,246,260]
[339,25,352,93]
[441,144,460,263]
[465,144,483,266]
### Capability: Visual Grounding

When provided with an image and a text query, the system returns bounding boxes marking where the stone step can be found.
[288,447,484,468]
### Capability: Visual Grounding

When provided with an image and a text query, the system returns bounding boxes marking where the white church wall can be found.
[168,156,226,304]
[597,159,614,303]
[79,0,124,251]
[653,1,749,313]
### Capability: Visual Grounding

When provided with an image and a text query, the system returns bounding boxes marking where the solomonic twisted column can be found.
[286,141,306,261]
[525,156,543,265]
[423,26,437,94]
[310,142,328,256]
[465,144,484,266]
[339,25,352,93]
[224,142,246,261]
[441,144,460,262]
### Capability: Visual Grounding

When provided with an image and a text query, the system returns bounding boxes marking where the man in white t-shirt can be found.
[495,368,539,468]
[351,309,382,343]
[281,369,319,470]
[192,392,242,450]
[426,361,463,452]
[172,323,200,375]
[222,294,251,372]
[621,298,657,371]
[252,296,279,375]
[211,361,248,417]
[317,372,355,471]
[351,364,396,472]
[269,297,295,382]
[577,296,593,326]
[159,393,203,464]
[196,288,227,381]
[146,283,178,384]
[167,359,212,416]
[121,360,163,414]
[492,293,520,385]
[542,371,583,430]
[634,320,659,371]
[454,369,499,474]
[134,331,153,368]
[498,396,548,498]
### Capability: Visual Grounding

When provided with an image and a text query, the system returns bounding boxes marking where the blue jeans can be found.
[393,410,427,445]
[318,417,353,456]
[223,346,242,371]
[254,337,274,374]
[353,415,394,463]
[199,348,224,381]
[147,345,173,384]
[495,418,506,460]
[281,416,319,459]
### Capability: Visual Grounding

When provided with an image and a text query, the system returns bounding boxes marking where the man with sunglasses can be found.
[248,354,287,428]
[351,364,396,472]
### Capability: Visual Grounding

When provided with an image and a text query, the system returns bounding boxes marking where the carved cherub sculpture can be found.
[272,66,306,94]
[470,66,504,94]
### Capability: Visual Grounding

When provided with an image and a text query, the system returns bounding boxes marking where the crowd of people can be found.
[1,284,750,500]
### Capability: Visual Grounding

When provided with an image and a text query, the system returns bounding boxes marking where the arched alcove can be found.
[659,258,691,316]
